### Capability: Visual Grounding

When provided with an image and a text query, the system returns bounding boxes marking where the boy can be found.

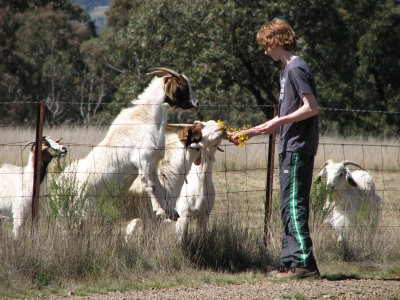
[230,18,319,278]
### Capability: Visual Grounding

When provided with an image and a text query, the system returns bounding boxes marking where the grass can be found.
[1,126,400,298]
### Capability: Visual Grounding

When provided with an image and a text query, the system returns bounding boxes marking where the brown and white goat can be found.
[0,137,67,239]
[124,120,226,240]
[59,68,198,221]
[174,128,224,243]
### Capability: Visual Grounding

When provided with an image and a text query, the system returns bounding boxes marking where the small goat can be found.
[174,129,224,242]
[59,68,198,221]
[316,159,381,241]
[0,137,67,239]
[124,120,226,239]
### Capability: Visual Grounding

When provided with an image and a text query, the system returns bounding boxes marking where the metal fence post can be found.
[31,100,44,236]
[264,104,277,246]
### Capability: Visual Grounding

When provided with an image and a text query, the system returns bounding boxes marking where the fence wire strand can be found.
[0,102,399,244]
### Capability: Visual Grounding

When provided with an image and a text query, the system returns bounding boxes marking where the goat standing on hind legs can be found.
[124,120,227,241]
[59,68,198,222]
[0,137,67,239]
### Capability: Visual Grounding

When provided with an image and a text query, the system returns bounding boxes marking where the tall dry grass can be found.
[0,126,399,294]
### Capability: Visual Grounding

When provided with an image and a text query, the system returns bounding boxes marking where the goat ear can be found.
[346,173,358,187]
[41,139,50,151]
[177,126,196,148]
[164,76,179,103]
[185,127,194,148]
[178,127,190,142]
[184,126,202,148]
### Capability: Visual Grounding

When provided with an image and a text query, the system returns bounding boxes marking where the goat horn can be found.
[22,141,35,151]
[317,161,330,173]
[341,160,365,170]
[166,123,192,129]
[147,67,180,78]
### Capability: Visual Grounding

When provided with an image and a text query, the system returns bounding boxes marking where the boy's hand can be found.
[228,131,241,145]
[228,128,261,146]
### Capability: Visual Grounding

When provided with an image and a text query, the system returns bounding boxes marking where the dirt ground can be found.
[48,278,400,299]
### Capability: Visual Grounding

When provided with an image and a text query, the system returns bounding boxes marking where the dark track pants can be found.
[279,151,318,269]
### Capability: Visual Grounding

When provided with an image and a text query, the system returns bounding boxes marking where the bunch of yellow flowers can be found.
[217,120,251,147]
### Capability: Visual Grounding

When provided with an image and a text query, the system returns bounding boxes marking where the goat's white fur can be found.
[0,137,67,239]
[125,120,225,240]
[60,75,198,220]
[175,136,221,242]
[317,159,381,241]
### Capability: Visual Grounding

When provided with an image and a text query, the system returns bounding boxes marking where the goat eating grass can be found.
[315,159,381,243]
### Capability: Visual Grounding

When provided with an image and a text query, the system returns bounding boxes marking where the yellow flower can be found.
[217,120,251,147]
[217,120,227,132]
[236,131,249,147]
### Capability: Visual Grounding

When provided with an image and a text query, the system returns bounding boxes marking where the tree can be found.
[105,0,280,126]
[2,0,399,134]
[0,1,102,125]
[79,37,119,125]
[341,0,400,135]
[270,0,400,135]
[103,0,400,134]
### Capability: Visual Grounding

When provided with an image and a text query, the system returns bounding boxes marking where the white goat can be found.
[58,68,198,221]
[0,137,67,239]
[316,159,381,241]
[175,130,224,242]
[125,120,226,239]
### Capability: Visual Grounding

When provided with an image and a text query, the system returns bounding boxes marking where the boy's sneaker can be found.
[267,266,289,277]
[276,267,320,279]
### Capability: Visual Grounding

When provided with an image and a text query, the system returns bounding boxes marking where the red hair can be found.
[256,18,297,51]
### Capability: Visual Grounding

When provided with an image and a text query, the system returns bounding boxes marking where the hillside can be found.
[73,0,111,11]
[74,0,111,30]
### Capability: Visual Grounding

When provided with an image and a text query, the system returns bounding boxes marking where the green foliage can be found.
[104,0,279,125]
[1,0,400,133]
[310,174,333,234]
[48,165,126,231]
[0,1,114,125]
[47,160,89,230]
[103,0,400,133]
[33,266,55,289]
[94,177,125,225]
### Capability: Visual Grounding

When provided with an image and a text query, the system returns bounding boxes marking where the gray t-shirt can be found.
[278,57,319,156]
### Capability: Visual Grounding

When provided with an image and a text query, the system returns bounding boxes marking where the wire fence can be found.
[0,101,399,247]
